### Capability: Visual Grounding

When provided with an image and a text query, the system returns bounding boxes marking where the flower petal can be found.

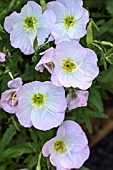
[4,12,21,33]
[31,107,65,130]
[16,96,33,127]
[42,138,55,157]
[46,1,67,21]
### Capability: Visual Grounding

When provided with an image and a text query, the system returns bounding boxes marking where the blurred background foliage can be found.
[0,0,113,169]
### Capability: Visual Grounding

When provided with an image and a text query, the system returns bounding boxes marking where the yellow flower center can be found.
[64,15,76,29]
[53,139,66,154]
[62,58,77,73]
[32,92,46,108]
[24,16,38,31]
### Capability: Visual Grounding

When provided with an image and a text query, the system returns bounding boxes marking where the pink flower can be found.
[8,77,23,89]
[0,89,18,114]
[0,52,6,62]
[46,0,89,44]
[51,41,99,90]
[16,81,67,130]
[0,77,23,114]
[35,47,54,74]
[4,1,56,55]
[67,90,89,110]
[42,120,90,169]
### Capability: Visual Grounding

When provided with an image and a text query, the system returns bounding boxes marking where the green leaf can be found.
[87,109,108,119]
[0,24,5,33]
[76,166,90,170]
[0,148,24,159]
[106,0,113,16]
[99,41,113,47]
[40,0,46,13]
[89,88,104,113]
[0,164,7,170]
[0,142,34,159]
[28,153,39,168]
[84,112,92,133]
[8,0,16,12]
[33,37,38,53]
[36,152,42,170]
[106,55,113,64]
[97,65,113,82]
[86,20,93,45]
[0,124,16,153]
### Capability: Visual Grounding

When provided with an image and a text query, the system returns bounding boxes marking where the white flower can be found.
[46,0,89,44]
[4,1,56,55]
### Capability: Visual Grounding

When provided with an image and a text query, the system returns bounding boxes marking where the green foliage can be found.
[0,0,113,169]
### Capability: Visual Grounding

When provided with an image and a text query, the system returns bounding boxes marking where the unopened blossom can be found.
[51,41,99,90]
[42,120,89,169]
[16,81,67,130]
[35,47,54,74]
[8,77,23,89]
[0,89,18,114]
[47,0,89,44]
[0,52,6,62]
[4,1,56,55]
[67,90,89,110]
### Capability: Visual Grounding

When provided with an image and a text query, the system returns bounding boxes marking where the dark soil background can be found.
[85,131,113,170]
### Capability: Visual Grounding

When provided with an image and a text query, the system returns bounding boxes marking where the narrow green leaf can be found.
[8,0,16,12]
[0,124,16,153]
[97,65,113,82]
[0,164,7,170]
[87,109,108,119]
[99,41,113,47]
[76,166,90,170]
[0,148,24,158]
[0,24,5,33]
[82,111,92,133]
[40,0,46,13]
[0,142,34,159]
[28,153,39,168]
[106,55,113,64]
[33,37,38,53]
[36,152,42,170]
[85,114,92,133]
[86,20,93,45]
[89,88,104,113]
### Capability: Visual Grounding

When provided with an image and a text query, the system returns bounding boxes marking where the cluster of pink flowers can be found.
[0,0,100,169]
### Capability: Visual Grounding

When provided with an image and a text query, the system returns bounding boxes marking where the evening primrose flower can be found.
[35,47,54,74]
[0,77,23,114]
[0,52,6,62]
[4,1,56,55]
[51,41,99,90]
[67,90,89,110]
[16,81,67,130]
[0,89,18,114]
[46,0,89,44]
[42,120,90,169]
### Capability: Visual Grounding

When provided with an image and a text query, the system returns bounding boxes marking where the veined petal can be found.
[42,138,55,157]
[57,0,83,16]
[46,85,67,112]
[40,10,56,29]
[20,1,42,18]
[4,12,21,33]
[16,97,33,127]
[31,107,65,130]
[51,71,62,87]
[52,23,70,43]
[37,27,50,46]
[10,24,34,55]
[46,1,67,21]
[60,146,89,169]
